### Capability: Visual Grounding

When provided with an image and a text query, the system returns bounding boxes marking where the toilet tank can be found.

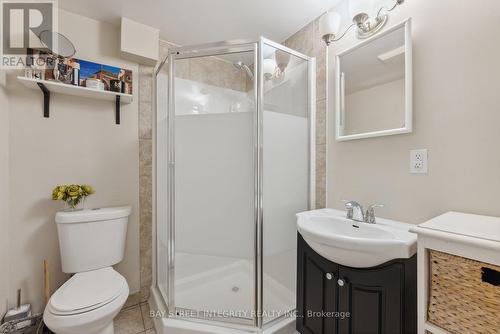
[55,206,132,273]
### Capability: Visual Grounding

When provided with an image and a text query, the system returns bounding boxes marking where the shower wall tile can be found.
[316,99,327,145]
[316,144,327,209]
[138,40,175,300]
[139,66,153,103]
[139,101,152,140]
[283,21,315,57]
[313,19,328,101]
[315,50,327,101]
[188,56,246,91]
[284,14,328,208]
[139,139,153,291]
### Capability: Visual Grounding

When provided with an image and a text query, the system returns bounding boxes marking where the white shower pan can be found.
[150,253,296,334]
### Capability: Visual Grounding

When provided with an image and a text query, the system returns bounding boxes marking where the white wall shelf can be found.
[17,76,133,124]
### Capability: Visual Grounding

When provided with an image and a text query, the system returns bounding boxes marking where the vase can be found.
[63,197,86,212]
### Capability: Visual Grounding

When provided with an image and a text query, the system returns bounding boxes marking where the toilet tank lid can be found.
[56,206,132,224]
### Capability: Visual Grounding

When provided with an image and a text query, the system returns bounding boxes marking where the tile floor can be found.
[115,297,156,334]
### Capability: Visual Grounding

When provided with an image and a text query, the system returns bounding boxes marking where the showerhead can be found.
[233,61,254,80]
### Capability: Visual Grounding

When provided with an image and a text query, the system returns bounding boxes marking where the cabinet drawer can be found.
[428,250,500,334]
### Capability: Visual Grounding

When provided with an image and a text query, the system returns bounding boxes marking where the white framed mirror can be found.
[335,19,412,141]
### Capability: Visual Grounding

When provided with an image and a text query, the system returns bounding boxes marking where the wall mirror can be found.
[335,19,412,141]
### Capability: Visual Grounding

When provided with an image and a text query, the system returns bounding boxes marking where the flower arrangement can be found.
[52,184,95,210]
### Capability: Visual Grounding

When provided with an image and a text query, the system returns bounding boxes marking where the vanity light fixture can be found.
[321,0,405,45]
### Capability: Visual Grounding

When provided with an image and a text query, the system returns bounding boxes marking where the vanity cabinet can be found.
[297,233,417,334]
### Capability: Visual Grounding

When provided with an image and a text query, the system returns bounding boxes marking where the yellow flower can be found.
[81,184,95,196]
[52,187,60,200]
[66,184,81,198]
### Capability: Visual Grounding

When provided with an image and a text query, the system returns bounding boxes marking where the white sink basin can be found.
[297,208,417,268]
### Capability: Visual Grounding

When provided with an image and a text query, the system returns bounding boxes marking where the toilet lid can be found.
[50,267,127,315]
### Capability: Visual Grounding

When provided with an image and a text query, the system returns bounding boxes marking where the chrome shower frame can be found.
[153,37,316,332]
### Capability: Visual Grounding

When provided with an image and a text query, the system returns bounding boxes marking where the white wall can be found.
[4,9,140,313]
[0,72,10,317]
[327,0,500,223]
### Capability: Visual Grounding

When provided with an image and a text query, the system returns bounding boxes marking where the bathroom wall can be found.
[327,0,500,223]
[4,9,140,313]
[0,72,10,316]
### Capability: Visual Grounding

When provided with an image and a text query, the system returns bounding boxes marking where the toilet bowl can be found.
[44,206,132,334]
[44,267,129,334]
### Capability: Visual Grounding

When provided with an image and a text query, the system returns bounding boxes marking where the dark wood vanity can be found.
[296,233,417,334]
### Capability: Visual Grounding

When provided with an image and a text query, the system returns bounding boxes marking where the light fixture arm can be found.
[322,0,405,45]
[377,0,405,17]
[334,24,356,42]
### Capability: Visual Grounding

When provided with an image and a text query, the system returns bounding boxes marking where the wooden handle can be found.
[44,260,50,305]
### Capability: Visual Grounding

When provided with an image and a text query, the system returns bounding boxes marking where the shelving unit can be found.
[410,212,500,334]
[17,76,133,124]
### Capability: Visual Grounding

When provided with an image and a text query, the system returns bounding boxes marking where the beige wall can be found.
[327,0,500,224]
[0,72,10,316]
[3,9,140,313]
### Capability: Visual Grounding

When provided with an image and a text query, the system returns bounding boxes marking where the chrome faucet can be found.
[343,201,365,222]
[343,201,384,224]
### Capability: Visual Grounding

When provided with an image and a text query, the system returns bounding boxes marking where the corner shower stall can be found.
[154,38,315,333]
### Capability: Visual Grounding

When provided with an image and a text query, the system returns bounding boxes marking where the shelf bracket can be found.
[115,95,121,125]
[37,83,50,118]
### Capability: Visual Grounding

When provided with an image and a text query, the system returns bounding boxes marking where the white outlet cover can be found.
[410,149,428,174]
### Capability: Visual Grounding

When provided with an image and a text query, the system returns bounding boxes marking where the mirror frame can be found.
[335,18,412,141]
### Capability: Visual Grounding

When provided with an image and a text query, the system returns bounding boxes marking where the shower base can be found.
[152,253,297,334]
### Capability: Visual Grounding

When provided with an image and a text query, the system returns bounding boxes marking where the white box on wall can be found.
[120,17,159,65]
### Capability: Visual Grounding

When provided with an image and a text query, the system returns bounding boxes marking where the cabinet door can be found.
[337,263,404,334]
[297,234,338,334]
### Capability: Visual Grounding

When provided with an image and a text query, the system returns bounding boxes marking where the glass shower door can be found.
[171,47,257,325]
[260,39,314,325]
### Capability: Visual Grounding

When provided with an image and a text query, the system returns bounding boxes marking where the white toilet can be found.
[44,206,132,334]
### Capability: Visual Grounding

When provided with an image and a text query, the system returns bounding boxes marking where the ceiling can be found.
[58,0,342,46]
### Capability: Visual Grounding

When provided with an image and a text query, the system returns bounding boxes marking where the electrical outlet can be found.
[410,149,428,174]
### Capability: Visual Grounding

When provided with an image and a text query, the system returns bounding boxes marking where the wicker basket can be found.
[427,250,500,334]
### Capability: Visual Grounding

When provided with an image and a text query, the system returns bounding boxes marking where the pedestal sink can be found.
[297,208,417,268]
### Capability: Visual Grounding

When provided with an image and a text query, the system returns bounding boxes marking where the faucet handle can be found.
[365,204,384,223]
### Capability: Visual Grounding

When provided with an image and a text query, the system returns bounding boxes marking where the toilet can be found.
[44,206,132,334]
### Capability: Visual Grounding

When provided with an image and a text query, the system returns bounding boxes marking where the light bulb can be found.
[263,58,276,80]
[320,11,341,36]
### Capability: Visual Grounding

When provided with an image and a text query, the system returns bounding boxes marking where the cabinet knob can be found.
[337,278,346,287]
[326,273,334,280]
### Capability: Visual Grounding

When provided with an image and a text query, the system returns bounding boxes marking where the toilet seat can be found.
[49,267,127,316]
